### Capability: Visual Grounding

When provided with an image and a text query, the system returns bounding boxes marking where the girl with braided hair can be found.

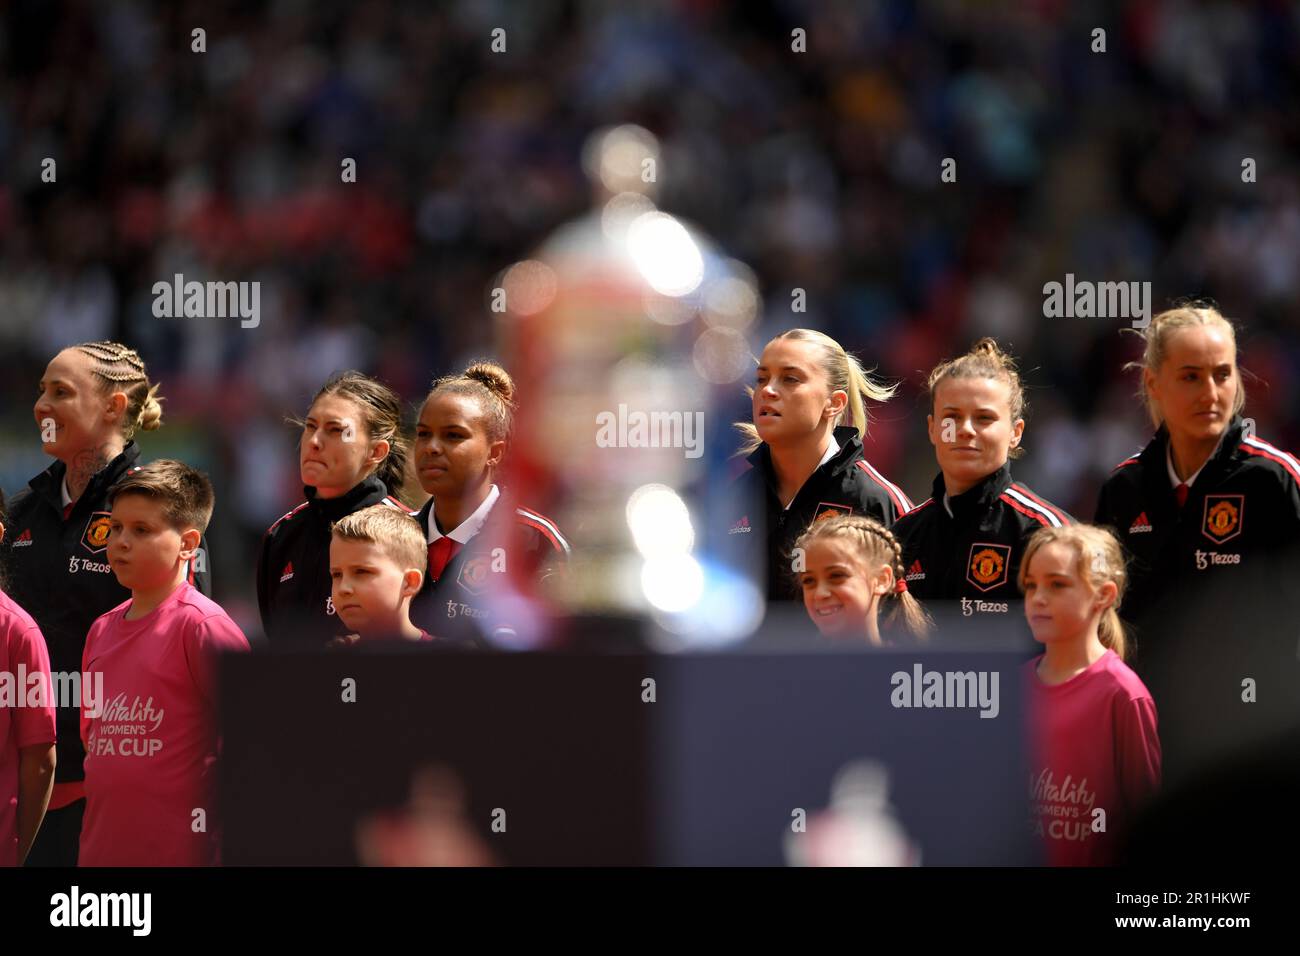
[793,514,932,644]
[0,341,211,866]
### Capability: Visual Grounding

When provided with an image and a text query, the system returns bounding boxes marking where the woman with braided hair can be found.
[793,514,932,644]
[0,341,212,866]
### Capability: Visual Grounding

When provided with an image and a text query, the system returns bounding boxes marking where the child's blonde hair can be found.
[926,337,1027,459]
[331,505,428,576]
[735,329,897,456]
[1122,301,1246,428]
[792,514,932,642]
[1018,524,1129,660]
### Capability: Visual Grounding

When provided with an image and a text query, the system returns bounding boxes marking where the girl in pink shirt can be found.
[1019,524,1161,866]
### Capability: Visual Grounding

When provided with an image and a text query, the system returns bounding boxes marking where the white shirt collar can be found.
[782,436,840,511]
[1166,441,1213,490]
[61,477,72,508]
[427,484,500,545]
[817,435,840,470]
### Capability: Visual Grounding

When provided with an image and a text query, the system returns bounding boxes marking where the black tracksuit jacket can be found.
[409,490,570,647]
[256,475,410,646]
[890,461,1074,619]
[721,425,914,601]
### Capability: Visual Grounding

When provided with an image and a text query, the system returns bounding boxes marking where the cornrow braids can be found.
[73,340,164,439]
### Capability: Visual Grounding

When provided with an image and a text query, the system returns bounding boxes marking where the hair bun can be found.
[969,337,1015,367]
[137,384,164,431]
[463,362,515,405]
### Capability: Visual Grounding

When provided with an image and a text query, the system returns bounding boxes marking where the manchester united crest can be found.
[813,501,852,523]
[967,543,1011,592]
[82,512,113,554]
[1202,494,1244,544]
[457,555,492,596]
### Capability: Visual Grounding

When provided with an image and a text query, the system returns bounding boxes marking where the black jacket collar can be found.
[29,441,142,514]
[927,460,1014,523]
[304,473,389,523]
[747,425,865,491]
[1138,415,1244,485]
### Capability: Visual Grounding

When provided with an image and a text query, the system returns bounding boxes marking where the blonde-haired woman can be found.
[1094,303,1300,638]
[0,341,211,866]
[725,328,913,601]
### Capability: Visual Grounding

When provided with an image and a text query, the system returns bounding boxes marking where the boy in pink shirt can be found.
[79,461,249,866]
[1020,524,1161,866]
[1,491,57,866]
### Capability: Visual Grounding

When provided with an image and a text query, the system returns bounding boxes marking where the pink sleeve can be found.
[1115,695,1162,812]
[184,614,250,707]
[13,623,56,748]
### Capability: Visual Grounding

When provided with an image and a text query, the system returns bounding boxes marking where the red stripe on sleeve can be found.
[1000,493,1050,526]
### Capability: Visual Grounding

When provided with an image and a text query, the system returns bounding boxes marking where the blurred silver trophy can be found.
[491,124,765,648]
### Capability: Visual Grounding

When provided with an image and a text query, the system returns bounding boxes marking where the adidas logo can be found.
[280,562,295,582]
[905,559,925,582]
[728,516,752,535]
[12,529,33,548]
[1129,512,1153,534]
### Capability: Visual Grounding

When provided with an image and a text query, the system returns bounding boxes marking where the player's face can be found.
[330,537,420,636]
[753,339,845,444]
[300,395,385,497]
[799,537,888,639]
[34,349,121,461]
[107,494,193,592]
[414,393,503,499]
[1022,542,1108,645]
[927,377,1023,493]
[1146,326,1238,445]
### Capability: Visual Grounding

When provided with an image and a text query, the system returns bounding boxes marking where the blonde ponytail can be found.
[735,329,897,457]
